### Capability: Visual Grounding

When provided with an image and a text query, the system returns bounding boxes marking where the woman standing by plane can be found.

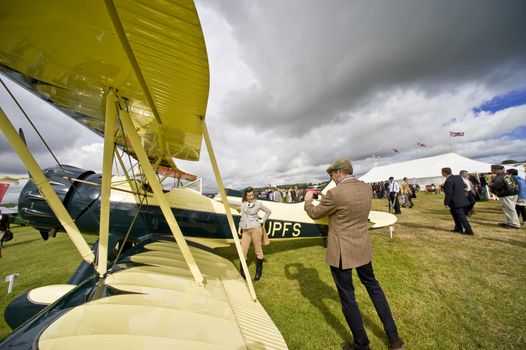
[239,187,271,281]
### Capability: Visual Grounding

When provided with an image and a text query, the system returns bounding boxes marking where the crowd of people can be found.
[245,165,526,231]
[256,185,312,203]
[369,165,526,233]
[368,177,418,214]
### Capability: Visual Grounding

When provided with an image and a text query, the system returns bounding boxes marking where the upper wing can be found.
[0,0,209,162]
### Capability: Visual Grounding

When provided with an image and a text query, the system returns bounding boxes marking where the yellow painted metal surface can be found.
[39,242,288,350]
[368,211,397,228]
[96,91,118,276]
[0,107,95,264]
[202,119,257,300]
[27,285,76,305]
[0,0,209,162]
[119,107,204,286]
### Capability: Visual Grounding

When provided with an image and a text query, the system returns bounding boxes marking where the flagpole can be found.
[416,145,419,159]
[449,135,452,153]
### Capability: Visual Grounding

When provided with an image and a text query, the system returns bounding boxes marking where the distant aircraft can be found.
[0,183,9,203]
[0,181,18,222]
[0,176,25,186]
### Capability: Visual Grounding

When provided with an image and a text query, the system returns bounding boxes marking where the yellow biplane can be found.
[0,1,397,348]
[0,1,290,348]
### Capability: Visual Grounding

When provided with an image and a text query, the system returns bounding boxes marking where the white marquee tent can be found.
[359,153,494,186]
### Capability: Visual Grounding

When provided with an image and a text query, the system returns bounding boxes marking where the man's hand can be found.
[305,191,314,201]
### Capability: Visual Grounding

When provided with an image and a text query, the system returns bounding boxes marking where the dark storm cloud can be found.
[204,0,526,134]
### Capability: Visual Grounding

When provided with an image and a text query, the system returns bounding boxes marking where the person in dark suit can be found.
[442,167,474,235]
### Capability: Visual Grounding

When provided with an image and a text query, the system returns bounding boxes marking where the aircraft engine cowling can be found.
[18,165,97,239]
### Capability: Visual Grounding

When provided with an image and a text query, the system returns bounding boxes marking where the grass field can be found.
[1,193,525,349]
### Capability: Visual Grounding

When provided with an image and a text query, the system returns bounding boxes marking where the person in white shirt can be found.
[460,170,476,215]
[272,186,284,202]
[388,177,401,214]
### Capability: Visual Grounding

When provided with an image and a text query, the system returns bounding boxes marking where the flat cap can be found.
[326,159,353,173]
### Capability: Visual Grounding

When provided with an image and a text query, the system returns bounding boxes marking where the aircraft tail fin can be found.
[0,183,10,203]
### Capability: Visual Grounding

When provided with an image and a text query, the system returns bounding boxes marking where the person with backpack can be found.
[507,168,526,225]
[489,165,520,229]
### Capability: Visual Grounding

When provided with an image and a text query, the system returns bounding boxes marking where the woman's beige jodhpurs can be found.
[241,227,264,259]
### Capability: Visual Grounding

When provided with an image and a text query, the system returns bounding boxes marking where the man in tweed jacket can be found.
[304,159,404,350]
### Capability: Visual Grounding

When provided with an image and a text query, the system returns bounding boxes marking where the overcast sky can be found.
[1,0,526,202]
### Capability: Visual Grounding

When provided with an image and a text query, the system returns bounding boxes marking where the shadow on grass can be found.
[283,263,387,345]
[264,238,324,256]
[400,215,486,234]
[399,222,451,232]
[0,237,41,248]
[480,236,526,249]
[214,237,324,264]
[284,262,350,341]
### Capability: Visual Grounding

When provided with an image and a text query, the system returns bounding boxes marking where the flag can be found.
[392,148,400,153]
[417,142,427,147]
[373,154,381,159]
[449,131,464,137]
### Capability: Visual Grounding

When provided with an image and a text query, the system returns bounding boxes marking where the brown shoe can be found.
[390,337,405,350]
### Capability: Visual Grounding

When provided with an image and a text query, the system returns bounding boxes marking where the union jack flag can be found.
[449,131,465,137]
[417,142,427,147]
[392,148,400,153]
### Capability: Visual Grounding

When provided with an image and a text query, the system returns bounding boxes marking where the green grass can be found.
[0,228,97,337]
[1,194,525,349]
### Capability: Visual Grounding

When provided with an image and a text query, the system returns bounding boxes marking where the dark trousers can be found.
[516,205,526,221]
[331,262,399,350]
[389,193,401,213]
[464,192,476,214]
[450,207,473,233]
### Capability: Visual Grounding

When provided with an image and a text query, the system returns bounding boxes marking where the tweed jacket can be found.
[239,200,271,230]
[304,177,373,269]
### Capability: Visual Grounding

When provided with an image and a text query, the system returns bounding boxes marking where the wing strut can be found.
[201,117,257,301]
[96,91,118,276]
[118,104,205,286]
[0,106,95,264]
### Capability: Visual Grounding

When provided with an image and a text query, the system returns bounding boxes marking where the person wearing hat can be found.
[489,165,520,228]
[304,159,404,350]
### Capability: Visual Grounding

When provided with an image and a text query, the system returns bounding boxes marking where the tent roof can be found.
[359,153,493,183]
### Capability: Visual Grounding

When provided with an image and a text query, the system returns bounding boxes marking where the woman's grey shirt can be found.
[239,200,272,230]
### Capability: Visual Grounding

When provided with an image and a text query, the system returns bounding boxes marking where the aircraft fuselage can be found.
[18,165,329,242]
